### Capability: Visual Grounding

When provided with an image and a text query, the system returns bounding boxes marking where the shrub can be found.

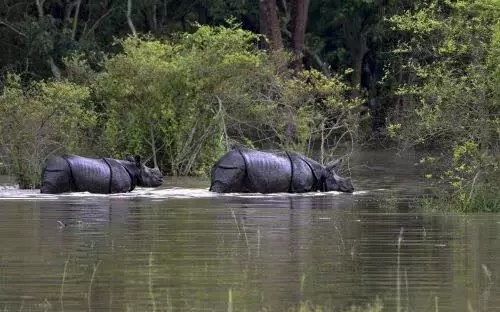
[92,23,356,175]
[386,1,500,211]
[0,74,96,188]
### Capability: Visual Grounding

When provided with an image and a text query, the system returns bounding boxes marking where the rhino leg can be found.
[289,154,317,193]
[40,157,72,194]
[209,180,231,193]
[105,159,133,193]
[209,150,246,193]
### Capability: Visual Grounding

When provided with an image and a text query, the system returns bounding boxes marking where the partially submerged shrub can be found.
[0,74,95,188]
[386,2,500,212]
[0,23,357,183]
[92,23,356,175]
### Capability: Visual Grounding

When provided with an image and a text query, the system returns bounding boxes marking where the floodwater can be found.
[0,151,499,312]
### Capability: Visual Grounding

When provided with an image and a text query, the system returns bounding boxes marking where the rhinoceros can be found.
[209,149,354,194]
[40,154,163,194]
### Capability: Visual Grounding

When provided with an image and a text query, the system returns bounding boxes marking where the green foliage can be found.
[420,185,500,213]
[387,0,499,142]
[93,24,268,175]
[386,0,500,211]
[0,21,356,183]
[275,69,359,154]
[0,0,496,212]
[0,74,95,188]
[89,23,355,176]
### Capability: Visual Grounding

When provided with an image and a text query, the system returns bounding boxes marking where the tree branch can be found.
[304,45,331,78]
[216,95,229,151]
[0,20,27,38]
[84,6,117,37]
[148,121,158,168]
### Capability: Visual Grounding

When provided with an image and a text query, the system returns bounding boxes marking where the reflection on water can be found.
[0,151,498,311]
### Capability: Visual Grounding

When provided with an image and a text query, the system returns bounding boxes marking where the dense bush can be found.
[1,24,356,186]
[386,0,500,210]
[0,74,96,188]
[87,24,357,176]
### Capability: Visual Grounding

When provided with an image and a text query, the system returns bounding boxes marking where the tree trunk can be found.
[350,48,365,99]
[63,1,75,28]
[343,17,368,99]
[259,0,270,49]
[47,58,62,80]
[144,1,167,35]
[35,0,62,80]
[35,0,45,20]
[127,0,137,37]
[290,0,310,66]
[145,2,158,34]
[260,0,283,50]
[101,0,109,16]
[71,0,82,40]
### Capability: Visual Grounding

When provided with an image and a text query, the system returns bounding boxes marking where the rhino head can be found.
[125,155,163,187]
[323,161,354,193]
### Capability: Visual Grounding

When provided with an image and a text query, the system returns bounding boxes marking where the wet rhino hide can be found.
[209,149,354,194]
[40,154,162,194]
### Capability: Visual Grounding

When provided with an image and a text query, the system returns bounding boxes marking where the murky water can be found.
[0,151,499,311]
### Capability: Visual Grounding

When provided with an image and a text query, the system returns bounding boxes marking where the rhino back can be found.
[66,155,112,193]
[241,150,291,193]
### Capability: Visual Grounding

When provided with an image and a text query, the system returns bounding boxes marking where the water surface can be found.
[0,151,498,311]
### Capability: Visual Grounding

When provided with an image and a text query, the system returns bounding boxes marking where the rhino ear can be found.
[326,158,341,172]
[134,155,142,167]
[125,154,135,162]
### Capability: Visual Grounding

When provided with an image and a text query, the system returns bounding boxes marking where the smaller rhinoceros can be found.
[40,154,163,194]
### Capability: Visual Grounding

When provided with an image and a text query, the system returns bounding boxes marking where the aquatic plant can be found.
[420,186,500,213]
[287,299,383,312]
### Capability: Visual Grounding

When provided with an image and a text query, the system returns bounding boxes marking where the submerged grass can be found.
[420,185,500,213]
[1,233,402,312]
[60,255,70,312]
[287,299,383,312]
[88,260,101,312]
[2,300,385,312]
[148,251,156,312]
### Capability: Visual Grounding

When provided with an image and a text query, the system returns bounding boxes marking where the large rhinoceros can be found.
[209,149,354,194]
[40,154,163,194]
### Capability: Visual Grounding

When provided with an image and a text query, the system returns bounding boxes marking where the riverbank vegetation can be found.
[0,0,498,211]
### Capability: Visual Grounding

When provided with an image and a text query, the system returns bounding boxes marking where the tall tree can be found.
[259,0,283,50]
[290,0,310,65]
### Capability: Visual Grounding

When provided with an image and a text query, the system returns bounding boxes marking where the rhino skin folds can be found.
[40,154,163,194]
[209,149,354,194]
